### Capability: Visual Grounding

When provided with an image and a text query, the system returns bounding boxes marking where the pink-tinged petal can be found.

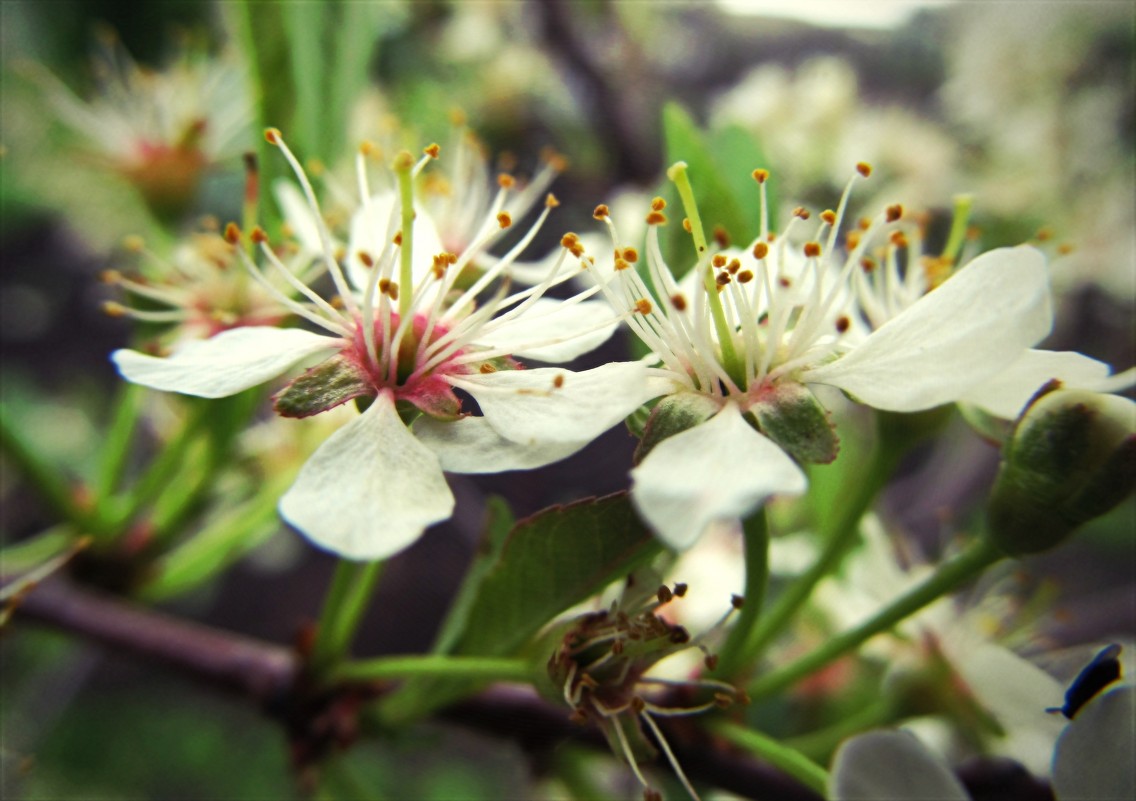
[830,730,970,801]
[475,298,619,363]
[961,349,1114,419]
[112,326,340,398]
[450,361,664,445]
[413,415,587,473]
[802,245,1052,412]
[1052,685,1135,801]
[279,392,454,560]
[629,402,806,550]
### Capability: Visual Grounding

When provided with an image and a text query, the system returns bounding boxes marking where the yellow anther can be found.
[752,168,769,183]
[593,204,610,220]
[752,241,769,259]
[803,242,821,257]
[634,298,653,315]
[497,211,513,229]
[886,204,903,223]
[856,161,872,177]
[424,143,441,159]
[264,128,282,145]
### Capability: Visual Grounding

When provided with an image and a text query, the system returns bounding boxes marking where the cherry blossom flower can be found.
[112,131,654,560]
[848,208,1135,422]
[580,163,1053,549]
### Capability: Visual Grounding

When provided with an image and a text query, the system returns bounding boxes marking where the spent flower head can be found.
[546,579,744,801]
[112,129,656,560]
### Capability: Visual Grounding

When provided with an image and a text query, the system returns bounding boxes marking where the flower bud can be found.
[987,389,1136,555]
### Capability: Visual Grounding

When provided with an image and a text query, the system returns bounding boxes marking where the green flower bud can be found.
[987,387,1136,555]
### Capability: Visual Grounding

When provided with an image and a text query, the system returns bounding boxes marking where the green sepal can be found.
[273,354,372,418]
[751,382,839,464]
[633,391,720,465]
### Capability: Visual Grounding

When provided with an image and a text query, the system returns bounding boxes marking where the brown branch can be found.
[11,576,821,800]
[12,576,298,705]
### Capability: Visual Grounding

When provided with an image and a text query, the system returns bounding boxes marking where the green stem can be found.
[742,441,903,662]
[106,402,211,530]
[331,655,532,684]
[747,538,1003,701]
[0,403,91,529]
[94,383,144,498]
[310,559,384,674]
[781,698,895,761]
[940,194,973,265]
[667,162,742,384]
[395,152,415,319]
[709,720,829,796]
[715,510,769,677]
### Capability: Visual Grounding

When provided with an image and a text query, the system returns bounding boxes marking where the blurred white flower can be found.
[37,30,252,215]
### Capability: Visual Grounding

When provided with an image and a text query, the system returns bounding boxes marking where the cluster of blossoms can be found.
[113,130,657,559]
[108,118,1134,565]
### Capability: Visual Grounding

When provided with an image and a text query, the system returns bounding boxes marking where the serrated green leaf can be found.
[376,493,661,726]
[453,492,662,657]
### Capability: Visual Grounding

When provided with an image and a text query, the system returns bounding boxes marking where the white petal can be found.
[347,192,445,291]
[961,350,1114,419]
[279,392,454,560]
[450,361,662,445]
[829,730,971,801]
[475,298,618,363]
[111,326,340,398]
[802,245,1053,412]
[413,414,587,473]
[629,402,806,550]
[273,180,324,256]
[1052,685,1136,801]
[943,636,1067,776]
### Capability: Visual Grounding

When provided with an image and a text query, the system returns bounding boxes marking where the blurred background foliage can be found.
[2,1,1133,798]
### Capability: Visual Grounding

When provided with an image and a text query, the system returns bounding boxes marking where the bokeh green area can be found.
[3,633,540,800]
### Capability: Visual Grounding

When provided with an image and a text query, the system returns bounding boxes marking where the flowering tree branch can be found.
[12,576,823,800]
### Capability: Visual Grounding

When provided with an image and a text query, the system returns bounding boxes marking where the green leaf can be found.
[429,496,514,656]
[376,493,661,725]
[660,103,754,274]
[710,124,778,235]
[451,492,662,657]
